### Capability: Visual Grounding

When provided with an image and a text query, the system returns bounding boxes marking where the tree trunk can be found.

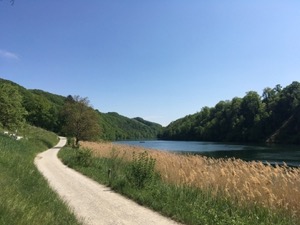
[75,137,80,147]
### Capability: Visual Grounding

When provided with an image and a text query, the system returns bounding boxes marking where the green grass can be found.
[0,126,81,225]
[58,147,298,225]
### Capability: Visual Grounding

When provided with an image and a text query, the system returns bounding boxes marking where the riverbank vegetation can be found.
[59,141,299,225]
[160,82,300,144]
[0,126,81,225]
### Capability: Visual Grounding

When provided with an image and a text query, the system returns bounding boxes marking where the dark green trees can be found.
[160,81,300,144]
[24,94,59,131]
[239,91,267,141]
[0,83,27,131]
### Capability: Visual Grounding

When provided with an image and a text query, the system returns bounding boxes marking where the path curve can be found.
[34,137,180,225]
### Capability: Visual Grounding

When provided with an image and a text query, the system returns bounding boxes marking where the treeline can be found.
[0,78,162,141]
[159,82,300,144]
[2,78,299,144]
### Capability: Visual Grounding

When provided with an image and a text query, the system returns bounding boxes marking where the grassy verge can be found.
[0,126,81,225]
[58,146,298,225]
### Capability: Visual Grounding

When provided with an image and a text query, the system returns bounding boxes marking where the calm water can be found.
[115,140,300,167]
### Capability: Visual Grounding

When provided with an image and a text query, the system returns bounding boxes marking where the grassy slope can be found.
[0,126,81,225]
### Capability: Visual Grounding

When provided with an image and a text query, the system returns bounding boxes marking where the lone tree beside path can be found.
[61,95,100,146]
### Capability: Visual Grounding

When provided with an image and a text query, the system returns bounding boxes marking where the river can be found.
[115,140,300,167]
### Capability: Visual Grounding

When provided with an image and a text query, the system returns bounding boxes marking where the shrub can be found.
[126,151,156,188]
[74,148,92,167]
[67,137,76,147]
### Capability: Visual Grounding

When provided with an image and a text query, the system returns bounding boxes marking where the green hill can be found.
[2,78,299,144]
[98,112,162,140]
[159,82,300,144]
[0,78,162,141]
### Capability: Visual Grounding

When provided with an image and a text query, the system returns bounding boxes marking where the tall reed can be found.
[82,141,300,218]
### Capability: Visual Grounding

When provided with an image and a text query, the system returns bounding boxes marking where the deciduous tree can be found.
[61,95,100,146]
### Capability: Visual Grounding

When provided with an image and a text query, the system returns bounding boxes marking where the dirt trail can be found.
[34,137,180,225]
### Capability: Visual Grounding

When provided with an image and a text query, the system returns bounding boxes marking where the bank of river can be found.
[116,140,300,167]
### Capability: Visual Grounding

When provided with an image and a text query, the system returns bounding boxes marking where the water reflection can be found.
[116,140,300,167]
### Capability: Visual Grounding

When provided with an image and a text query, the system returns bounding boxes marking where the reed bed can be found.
[82,141,300,218]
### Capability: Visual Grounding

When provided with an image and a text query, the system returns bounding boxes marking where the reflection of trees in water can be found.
[181,146,300,167]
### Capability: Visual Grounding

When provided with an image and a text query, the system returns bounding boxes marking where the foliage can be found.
[23,89,65,132]
[0,126,80,225]
[160,81,300,144]
[74,148,93,167]
[60,95,101,145]
[0,78,161,141]
[97,112,162,140]
[0,82,27,131]
[133,117,162,130]
[126,151,156,188]
[66,136,76,147]
[1,77,299,143]
[24,93,58,131]
[60,146,93,167]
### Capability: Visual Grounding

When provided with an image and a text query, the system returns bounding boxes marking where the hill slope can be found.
[2,78,299,144]
[0,78,162,141]
[98,112,162,140]
[159,82,300,144]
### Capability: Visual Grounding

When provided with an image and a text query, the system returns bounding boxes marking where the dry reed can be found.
[81,141,300,218]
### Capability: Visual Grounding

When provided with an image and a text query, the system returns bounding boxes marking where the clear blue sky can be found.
[1,1,299,126]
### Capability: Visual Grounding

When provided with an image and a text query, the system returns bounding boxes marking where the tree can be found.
[61,95,100,146]
[24,93,57,131]
[0,83,27,130]
[239,91,267,141]
[280,81,300,112]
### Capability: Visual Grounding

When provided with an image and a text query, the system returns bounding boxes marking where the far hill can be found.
[133,117,162,129]
[98,112,162,140]
[0,78,162,141]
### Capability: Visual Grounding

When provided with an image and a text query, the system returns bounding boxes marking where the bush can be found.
[66,137,76,147]
[75,148,92,167]
[126,151,156,188]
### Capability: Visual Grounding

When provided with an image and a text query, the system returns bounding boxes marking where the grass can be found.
[59,141,299,225]
[0,125,81,225]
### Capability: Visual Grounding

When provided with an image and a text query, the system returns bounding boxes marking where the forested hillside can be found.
[1,78,299,143]
[159,82,300,144]
[0,78,162,141]
[97,112,162,140]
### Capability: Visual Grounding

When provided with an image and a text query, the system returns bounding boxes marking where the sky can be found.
[1,1,300,126]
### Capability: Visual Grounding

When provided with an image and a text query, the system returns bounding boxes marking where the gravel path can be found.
[34,137,180,225]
